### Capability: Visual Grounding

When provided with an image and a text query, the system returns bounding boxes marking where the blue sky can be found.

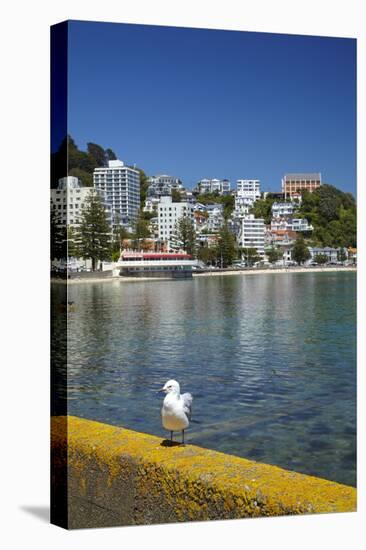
[66,21,356,195]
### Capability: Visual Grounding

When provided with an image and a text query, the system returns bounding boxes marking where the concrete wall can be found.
[51,416,356,529]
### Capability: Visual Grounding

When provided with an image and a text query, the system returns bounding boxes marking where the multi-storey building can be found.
[147,174,183,198]
[93,159,140,228]
[238,214,265,256]
[158,195,195,250]
[281,173,321,198]
[271,202,295,217]
[270,217,313,232]
[196,178,231,195]
[51,176,96,227]
[236,179,261,206]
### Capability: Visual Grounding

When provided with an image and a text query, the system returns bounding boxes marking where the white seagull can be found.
[160,379,193,444]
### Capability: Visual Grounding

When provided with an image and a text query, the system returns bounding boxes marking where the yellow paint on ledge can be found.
[51,415,356,524]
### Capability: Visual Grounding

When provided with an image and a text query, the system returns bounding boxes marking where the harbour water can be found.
[52,271,356,486]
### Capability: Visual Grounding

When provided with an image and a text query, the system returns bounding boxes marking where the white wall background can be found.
[1,1,364,548]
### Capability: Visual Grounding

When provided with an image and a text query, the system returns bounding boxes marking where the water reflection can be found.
[52,272,356,486]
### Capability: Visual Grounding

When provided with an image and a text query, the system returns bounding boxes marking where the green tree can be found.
[171,189,182,202]
[67,226,80,258]
[299,184,356,248]
[87,142,107,167]
[175,217,196,255]
[266,246,282,264]
[68,167,93,187]
[197,246,217,266]
[337,248,347,262]
[105,148,117,161]
[78,191,111,270]
[110,213,130,259]
[132,214,151,250]
[50,207,66,260]
[250,197,276,224]
[292,235,311,265]
[135,168,148,208]
[241,247,261,267]
[216,224,237,267]
[314,253,328,265]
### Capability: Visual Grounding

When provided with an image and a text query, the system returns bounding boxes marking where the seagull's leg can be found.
[170,431,173,442]
[182,430,185,445]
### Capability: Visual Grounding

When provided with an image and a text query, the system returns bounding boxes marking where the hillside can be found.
[298,184,356,248]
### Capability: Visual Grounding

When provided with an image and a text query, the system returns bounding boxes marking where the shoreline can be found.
[52,266,357,284]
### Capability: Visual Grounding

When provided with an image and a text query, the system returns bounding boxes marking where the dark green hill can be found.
[299,184,356,248]
[51,135,117,188]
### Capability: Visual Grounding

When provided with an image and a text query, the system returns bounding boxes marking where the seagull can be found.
[160,379,193,444]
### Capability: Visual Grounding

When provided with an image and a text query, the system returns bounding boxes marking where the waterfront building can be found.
[196,178,231,195]
[265,229,297,265]
[282,173,321,198]
[238,214,265,256]
[308,247,340,263]
[158,195,195,250]
[51,176,100,228]
[117,250,198,278]
[147,174,184,198]
[93,159,140,228]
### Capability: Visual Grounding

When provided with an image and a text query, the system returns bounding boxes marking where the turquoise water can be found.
[52,272,356,486]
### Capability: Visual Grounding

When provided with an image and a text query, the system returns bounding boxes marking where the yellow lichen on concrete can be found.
[51,415,356,527]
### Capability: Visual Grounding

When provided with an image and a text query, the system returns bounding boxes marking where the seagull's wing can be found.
[181,392,193,420]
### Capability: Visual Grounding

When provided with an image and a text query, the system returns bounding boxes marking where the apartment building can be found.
[196,178,231,195]
[281,173,321,198]
[93,159,140,228]
[238,214,265,256]
[147,174,183,198]
[158,195,195,250]
[51,176,97,227]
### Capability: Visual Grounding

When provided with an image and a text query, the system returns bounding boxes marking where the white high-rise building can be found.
[93,160,140,227]
[238,214,265,256]
[158,195,195,250]
[235,179,261,210]
[51,176,96,227]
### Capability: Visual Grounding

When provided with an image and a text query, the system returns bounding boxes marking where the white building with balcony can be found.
[238,214,265,256]
[147,174,183,198]
[196,178,231,195]
[271,202,295,217]
[51,176,97,228]
[158,195,195,250]
[270,217,313,232]
[93,159,140,228]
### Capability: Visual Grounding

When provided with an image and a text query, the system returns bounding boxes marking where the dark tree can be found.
[241,247,261,267]
[87,143,107,167]
[266,246,282,264]
[105,148,117,161]
[78,191,111,270]
[175,217,196,256]
[216,224,237,267]
[292,235,311,265]
[50,207,66,260]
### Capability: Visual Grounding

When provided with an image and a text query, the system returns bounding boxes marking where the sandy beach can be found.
[52,266,356,284]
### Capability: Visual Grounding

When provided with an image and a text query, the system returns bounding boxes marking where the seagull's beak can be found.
[158,387,166,393]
